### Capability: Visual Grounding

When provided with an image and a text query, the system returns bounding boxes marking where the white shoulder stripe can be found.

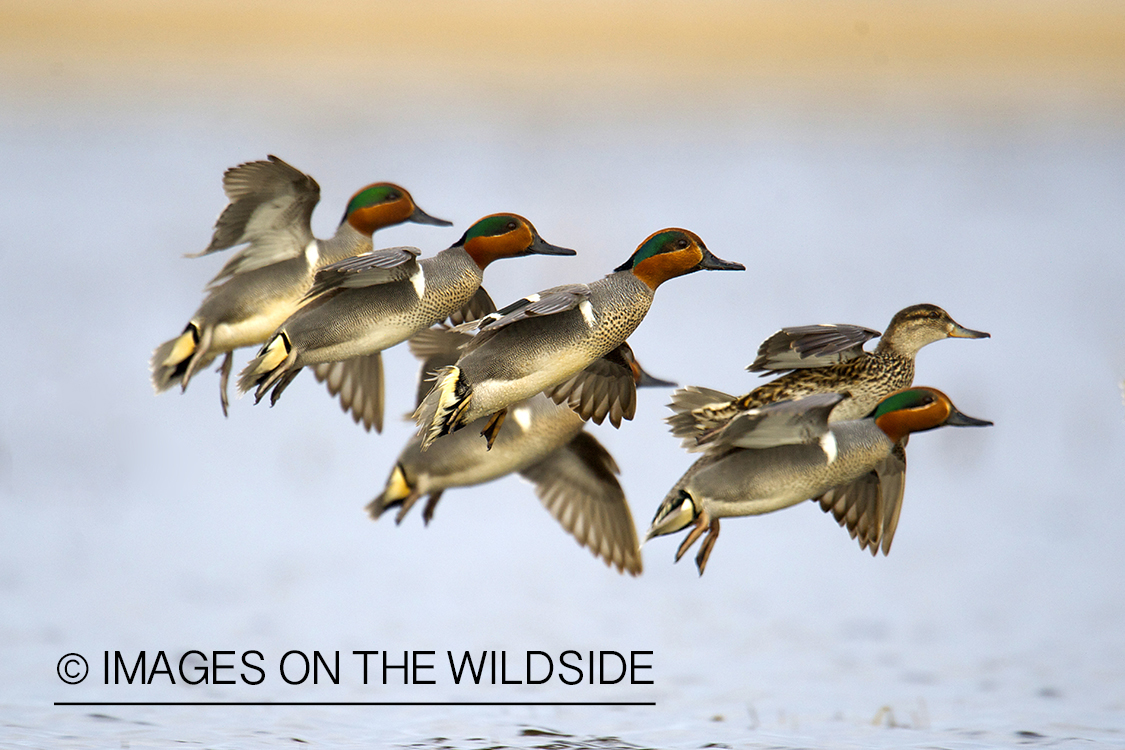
[819,431,838,464]
[410,265,426,298]
[578,299,597,327]
[304,240,319,267]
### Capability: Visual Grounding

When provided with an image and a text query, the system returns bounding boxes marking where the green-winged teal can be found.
[367,326,675,575]
[235,214,574,432]
[647,387,992,574]
[667,304,988,450]
[150,155,450,414]
[414,228,744,450]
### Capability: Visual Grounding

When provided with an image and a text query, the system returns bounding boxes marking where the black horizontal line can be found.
[54,701,655,707]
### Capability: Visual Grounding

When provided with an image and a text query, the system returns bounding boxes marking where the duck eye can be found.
[386,191,400,202]
[506,221,518,231]
[675,238,689,250]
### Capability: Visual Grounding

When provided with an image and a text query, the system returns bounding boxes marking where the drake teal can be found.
[414,228,744,450]
[647,387,992,574]
[367,326,675,576]
[236,214,575,432]
[150,155,450,415]
[667,303,989,450]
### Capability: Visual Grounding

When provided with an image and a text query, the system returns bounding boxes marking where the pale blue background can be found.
[2,9,1124,747]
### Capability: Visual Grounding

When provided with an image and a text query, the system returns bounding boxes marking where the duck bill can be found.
[527,235,577,256]
[949,322,990,339]
[634,364,677,389]
[693,247,745,272]
[409,206,454,227]
[944,407,993,428]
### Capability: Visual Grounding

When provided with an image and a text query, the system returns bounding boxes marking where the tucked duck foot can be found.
[674,508,713,564]
[217,352,233,417]
[421,491,445,526]
[694,518,721,576]
[480,407,508,451]
[266,368,301,407]
[393,489,424,525]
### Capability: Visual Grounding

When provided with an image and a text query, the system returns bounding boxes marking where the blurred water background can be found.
[2,1,1125,747]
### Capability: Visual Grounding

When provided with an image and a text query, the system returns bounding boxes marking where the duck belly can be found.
[284,285,452,365]
[690,448,826,517]
[208,297,299,351]
[406,397,585,492]
[689,437,883,519]
[457,312,608,421]
[195,257,311,351]
[302,318,420,365]
[468,347,593,419]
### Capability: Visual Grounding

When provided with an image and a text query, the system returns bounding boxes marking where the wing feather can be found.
[748,323,882,373]
[303,246,421,300]
[519,432,641,575]
[191,155,322,282]
[814,440,907,555]
[544,343,639,427]
[464,284,592,345]
[312,352,385,432]
[699,393,844,451]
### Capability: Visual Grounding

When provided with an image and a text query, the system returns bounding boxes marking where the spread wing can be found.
[303,246,421,300]
[190,155,322,283]
[748,323,882,374]
[312,352,386,433]
[463,283,592,348]
[519,431,642,576]
[447,286,497,327]
[701,392,845,451]
[814,440,907,555]
[544,343,639,427]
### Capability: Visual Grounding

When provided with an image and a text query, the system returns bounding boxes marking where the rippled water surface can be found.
[3,6,1125,747]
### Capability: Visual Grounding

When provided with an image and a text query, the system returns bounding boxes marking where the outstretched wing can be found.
[520,431,642,576]
[313,353,385,433]
[814,440,907,555]
[748,323,882,374]
[191,155,322,283]
[544,343,640,427]
[874,441,907,554]
[303,246,421,300]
